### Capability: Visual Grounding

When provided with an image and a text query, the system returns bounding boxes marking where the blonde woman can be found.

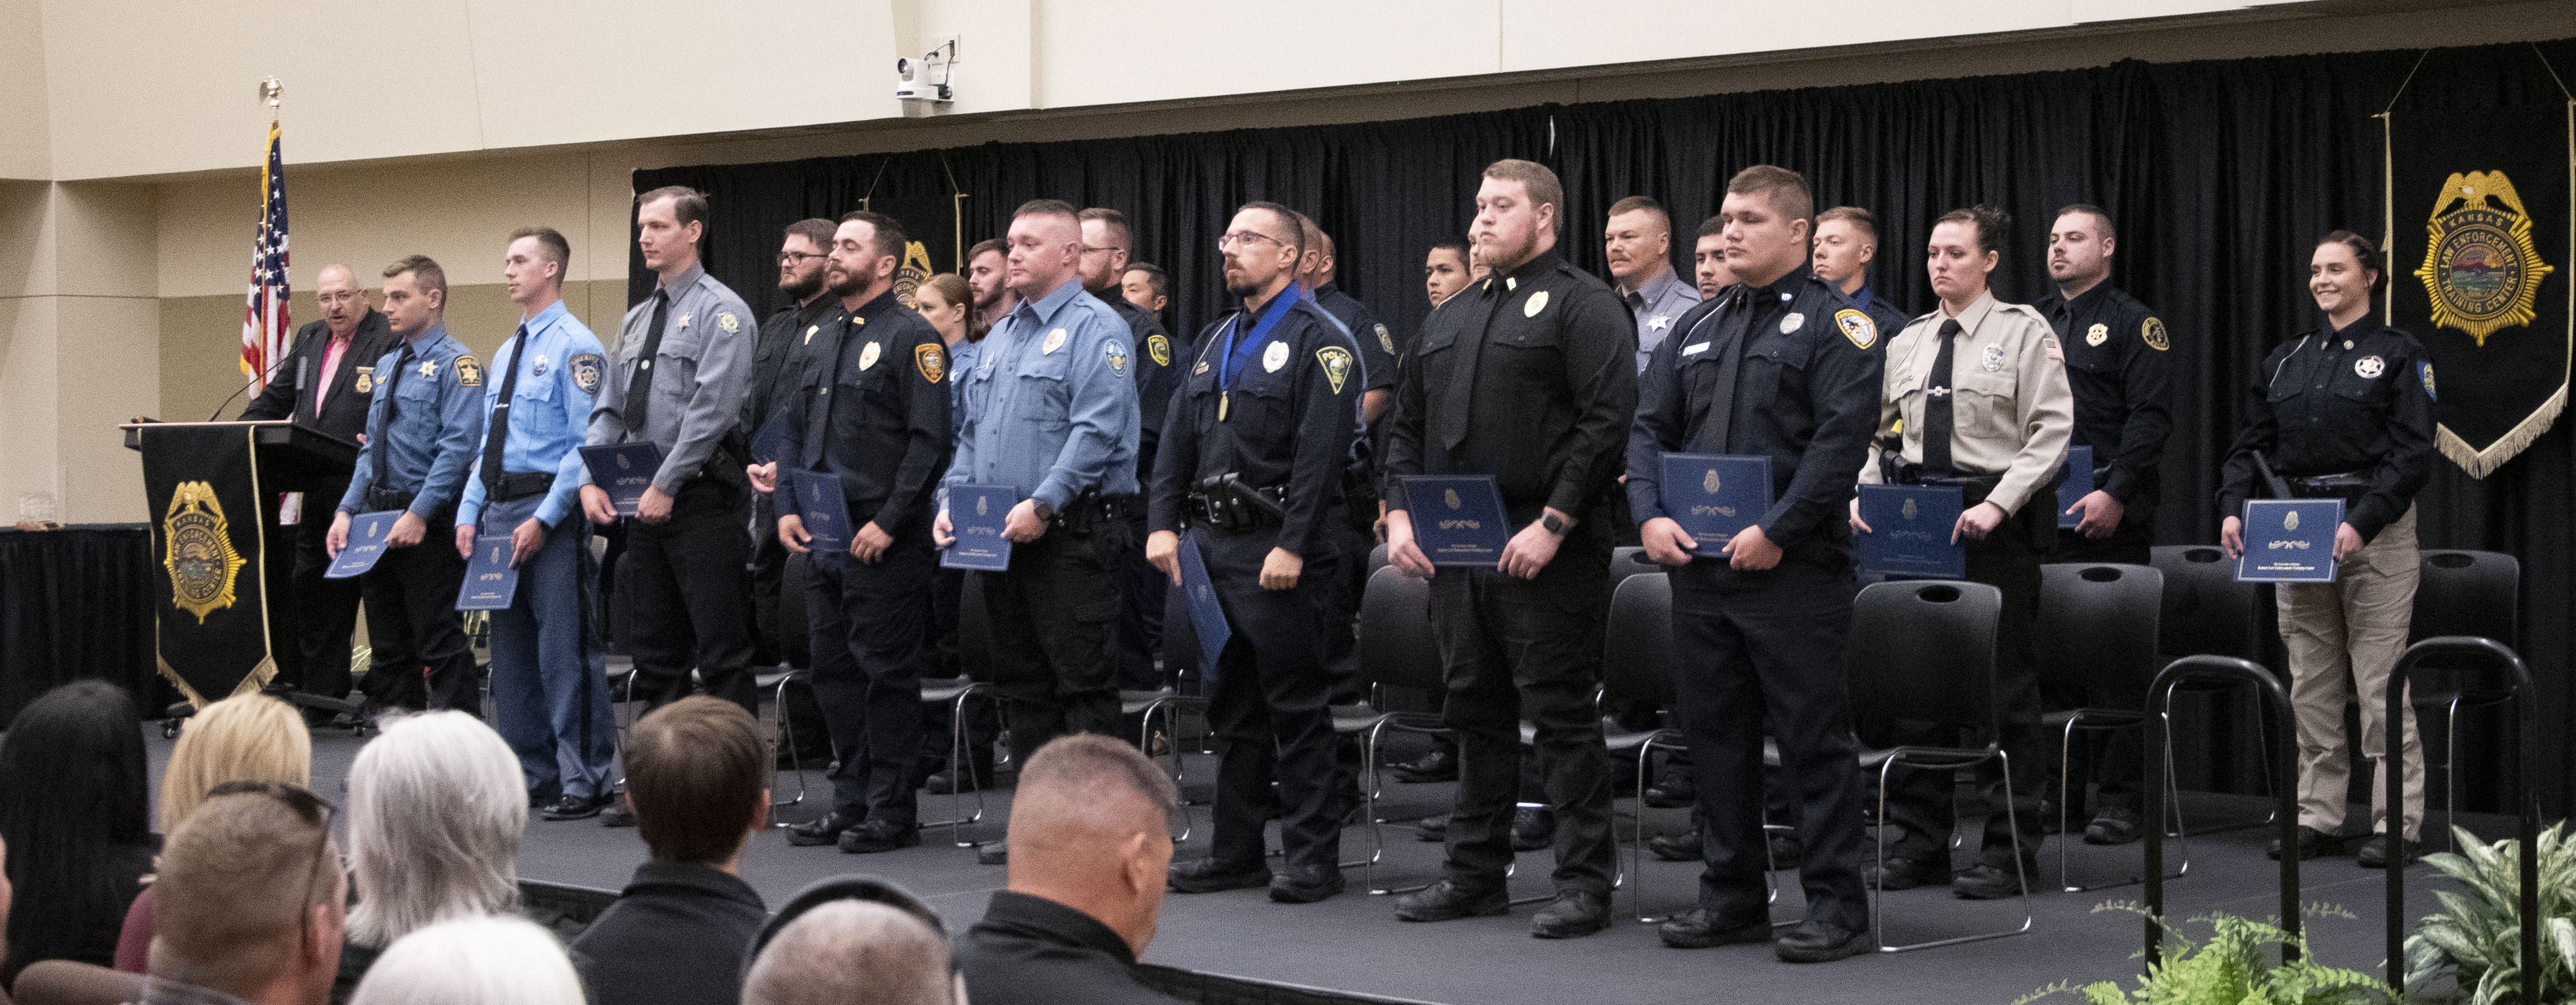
[334,711,528,1004]
[112,693,313,972]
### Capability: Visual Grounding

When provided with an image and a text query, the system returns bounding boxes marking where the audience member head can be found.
[1810,206,1879,295]
[1425,238,1470,307]
[0,679,149,984]
[344,712,525,950]
[502,226,571,310]
[780,218,838,303]
[1603,195,1674,289]
[622,697,767,870]
[917,273,974,346]
[380,255,447,335]
[1076,208,1133,295]
[1928,204,2008,311]
[2047,203,2116,296]
[745,878,954,1005]
[2311,230,2381,325]
[315,265,369,336]
[1473,159,1562,273]
[347,916,581,1005]
[1120,263,1169,316]
[160,693,312,832]
[635,185,708,279]
[1692,214,1736,298]
[1003,734,1177,956]
[1718,165,1813,288]
[1004,199,1083,300]
[150,782,344,1005]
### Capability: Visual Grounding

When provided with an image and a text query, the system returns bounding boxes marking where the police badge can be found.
[2415,170,2555,346]
[2283,508,2300,532]
[1315,346,1354,395]
[858,341,882,371]
[2086,323,2109,347]
[1702,468,1721,494]
[354,366,374,394]
[162,481,246,625]
[1900,497,1918,521]
[1444,488,1462,510]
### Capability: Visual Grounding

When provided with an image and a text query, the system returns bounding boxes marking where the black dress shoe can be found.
[837,819,920,854]
[1774,919,1871,963]
[1766,832,1803,867]
[2266,825,2345,861]
[599,795,636,828]
[788,811,865,847]
[1415,815,1448,842]
[2037,798,2064,835]
[1648,830,1701,862]
[1530,889,1611,939]
[1394,879,1509,922]
[922,767,986,795]
[2084,804,2141,846]
[1168,858,1272,893]
[1269,863,1344,903]
[1863,855,1952,891]
[1390,748,1459,784]
[975,840,1008,866]
[2356,834,2421,869]
[1656,908,1771,949]
[1511,806,1557,852]
[1952,861,2032,900]
[541,792,612,821]
[1642,777,1695,809]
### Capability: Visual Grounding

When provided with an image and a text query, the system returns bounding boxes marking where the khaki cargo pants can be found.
[2277,505,2425,840]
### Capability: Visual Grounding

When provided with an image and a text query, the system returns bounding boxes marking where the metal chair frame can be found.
[2035,562,2187,893]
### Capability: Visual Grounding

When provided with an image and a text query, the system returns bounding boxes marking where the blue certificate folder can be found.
[1177,531,1230,676]
[579,443,664,517]
[1400,476,1512,567]
[2056,446,2095,529]
[790,471,852,556]
[1658,453,1771,557]
[324,511,403,579]
[455,535,519,610]
[1856,484,1966,579]
[941,485,1017,572]
[2237,498,2343,584]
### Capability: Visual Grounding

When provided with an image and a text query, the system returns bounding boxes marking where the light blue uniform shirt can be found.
[457,300,609,529]
[941,277,1139,510]
[337,324,484,519]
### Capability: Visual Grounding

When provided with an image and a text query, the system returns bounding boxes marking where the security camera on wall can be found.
[896,38,956,104]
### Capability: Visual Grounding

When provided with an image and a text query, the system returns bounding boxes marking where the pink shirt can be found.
[313,332,353,414]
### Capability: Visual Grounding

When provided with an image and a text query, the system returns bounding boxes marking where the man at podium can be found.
[239,263,396,716]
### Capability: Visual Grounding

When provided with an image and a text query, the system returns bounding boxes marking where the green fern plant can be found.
[2404,823,2576,1003]
[2014,902,2396,1004]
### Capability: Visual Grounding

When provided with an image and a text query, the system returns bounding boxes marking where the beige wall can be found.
[1,180,159,524]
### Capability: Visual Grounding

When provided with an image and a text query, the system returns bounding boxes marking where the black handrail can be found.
[2144,654,2301,968]
[2383,636,2538,1001]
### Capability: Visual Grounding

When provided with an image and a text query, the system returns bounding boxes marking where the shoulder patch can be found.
[568,353,605,396]
[2420,360,2436,401]
[717,312,740,333]
[2140,316,2170,352]
[1316,346,1354,396]
[1833,309,1877,349]
[1104,339,1129,376]
[453,354,483,387]
[916,342,946,384]
[1374,322,1395,355]
[1147,333,1171,367]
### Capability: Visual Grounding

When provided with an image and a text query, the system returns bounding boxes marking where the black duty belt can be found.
[1881,461,2005,506]
[362,486,418,513]
[490,470,556,503]
[1188,474,1287,532]
[2286,470,2371,501]
[1051,490,1142,529]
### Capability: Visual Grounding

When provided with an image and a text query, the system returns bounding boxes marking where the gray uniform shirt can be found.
[584,262,757,495]
[1620,268,1702,373]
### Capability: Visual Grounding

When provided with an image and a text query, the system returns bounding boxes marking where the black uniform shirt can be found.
[2217,316,2435,543]
[2034,282,2173,506]
[746,294,836,438]
[1626,268,1884,559]
[777,289,953,540]
[239,309,398,442]
[1113,297,1184,462]
[1384,248,1638,525]
[1148,288,1359,559]
[1315,282,1399,393]
[955,891,1185,1005]
[566,862,767,1005]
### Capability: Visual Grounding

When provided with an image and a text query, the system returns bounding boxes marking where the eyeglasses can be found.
[778,252,826,265]
[207,780,340,949]
[1217,231,1290,252]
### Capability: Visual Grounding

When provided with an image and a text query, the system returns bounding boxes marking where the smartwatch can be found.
[1540,513,1566,536]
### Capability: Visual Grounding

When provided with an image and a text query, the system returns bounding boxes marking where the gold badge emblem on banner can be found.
[2415,170,2556,346]
[162,481,246,624]
[895,242,934,308]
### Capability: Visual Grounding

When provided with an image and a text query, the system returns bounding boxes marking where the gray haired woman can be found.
[333,712,528,1004]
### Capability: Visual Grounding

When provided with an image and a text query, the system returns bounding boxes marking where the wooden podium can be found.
[121,420,359,710]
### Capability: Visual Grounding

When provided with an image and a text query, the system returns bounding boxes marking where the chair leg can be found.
[1363,718,1427,896]
[2057,716,2079,893]
[2444,694,2462,853]
[1872,749,2033,953]
[920,688,990,846]
[771,673,805,822]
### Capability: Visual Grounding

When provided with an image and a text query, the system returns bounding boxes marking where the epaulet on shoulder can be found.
[1996,302,2049,321]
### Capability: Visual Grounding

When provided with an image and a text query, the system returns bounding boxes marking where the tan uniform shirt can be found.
[1858,290,2074,516]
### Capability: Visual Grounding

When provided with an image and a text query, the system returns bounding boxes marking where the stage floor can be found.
[161,723,2472,1005]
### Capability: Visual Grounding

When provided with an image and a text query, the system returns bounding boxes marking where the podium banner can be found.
[142,423,275,706]
[2385,102,2573,477]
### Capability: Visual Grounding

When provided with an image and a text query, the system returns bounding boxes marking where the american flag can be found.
[241,122,290,392]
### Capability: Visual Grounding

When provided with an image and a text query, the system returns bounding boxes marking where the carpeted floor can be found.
[156,720,2479,1005]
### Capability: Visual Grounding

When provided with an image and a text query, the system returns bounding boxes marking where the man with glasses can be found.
[241,263,397,721]
[146,781,344,1005]
[747,219,843,669]
[1078,207,1184,695]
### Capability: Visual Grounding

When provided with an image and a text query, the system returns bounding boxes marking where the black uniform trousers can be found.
[806,538,935,825]
[1430,532,1617,896]
[619,479,758,717]
[1113,511,1168,692]
[284,482,363,699]
[1317,518,1372,704]
[2049,505,2152,814]
[356,517,480,713]
[750,492,789,667]
[1670,556,1870,930]
[1201,528,1345,874]
[1878,506,2051,868]
[979,511,1130,766]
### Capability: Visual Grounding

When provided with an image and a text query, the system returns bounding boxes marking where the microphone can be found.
[208,348,295,421]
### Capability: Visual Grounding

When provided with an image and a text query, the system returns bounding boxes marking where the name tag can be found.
[1681,342,1710,357]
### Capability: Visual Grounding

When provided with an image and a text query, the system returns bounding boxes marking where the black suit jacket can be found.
[238,309,397,442]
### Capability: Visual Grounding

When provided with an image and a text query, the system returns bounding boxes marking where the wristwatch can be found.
[1032,500,1058,523]
[1540,513,1566,536]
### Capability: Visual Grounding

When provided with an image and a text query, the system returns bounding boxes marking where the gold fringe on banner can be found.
[2439,383,2565,478]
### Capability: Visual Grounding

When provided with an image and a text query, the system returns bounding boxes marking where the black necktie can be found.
[1437,278,1505,450]
[624,290,672,438]
[478,326,528,504]
[1922,319,1963,476]
[372,343,416,492]
[1704,286,1754,453]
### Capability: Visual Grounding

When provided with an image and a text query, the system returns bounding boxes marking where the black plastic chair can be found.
[1597,572,1695,923]
[2146,544,2278,830]
[2405,549,2519,850]
[1848,579,2029,952]
[2035,562,2180,891]
[1348,565,1447,894]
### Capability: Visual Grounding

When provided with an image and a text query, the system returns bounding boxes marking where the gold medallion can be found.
[1218,391,1230,422]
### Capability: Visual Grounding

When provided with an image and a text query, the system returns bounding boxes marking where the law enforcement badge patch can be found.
[1779,312,1805,334]
[1374,323,1394,355]
[858,341,882,371]
[569,354,604,396]
[2356,354,2386,380]
[1833,309,1877,350]
[2420,360,2437,401]
[916,343,946,383]
[161,481,246,625]
[1105,341,1129,376]
[1043,328,1067,354]
[2141,317,2170,352]
[1147,333,1171,367]
[2414,170,2555,345]
[1316,346,1354,395]
[1702,468,1721,494]
[718,313,741,333]
[1982,343,2007,372]
[354,367,374,394]
[453,355,483,387]
[2086,323,2109,347]
[1523,290,1549,318]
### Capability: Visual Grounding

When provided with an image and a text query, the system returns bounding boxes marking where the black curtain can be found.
[638,38,2576,816]
[0,526,166,724]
